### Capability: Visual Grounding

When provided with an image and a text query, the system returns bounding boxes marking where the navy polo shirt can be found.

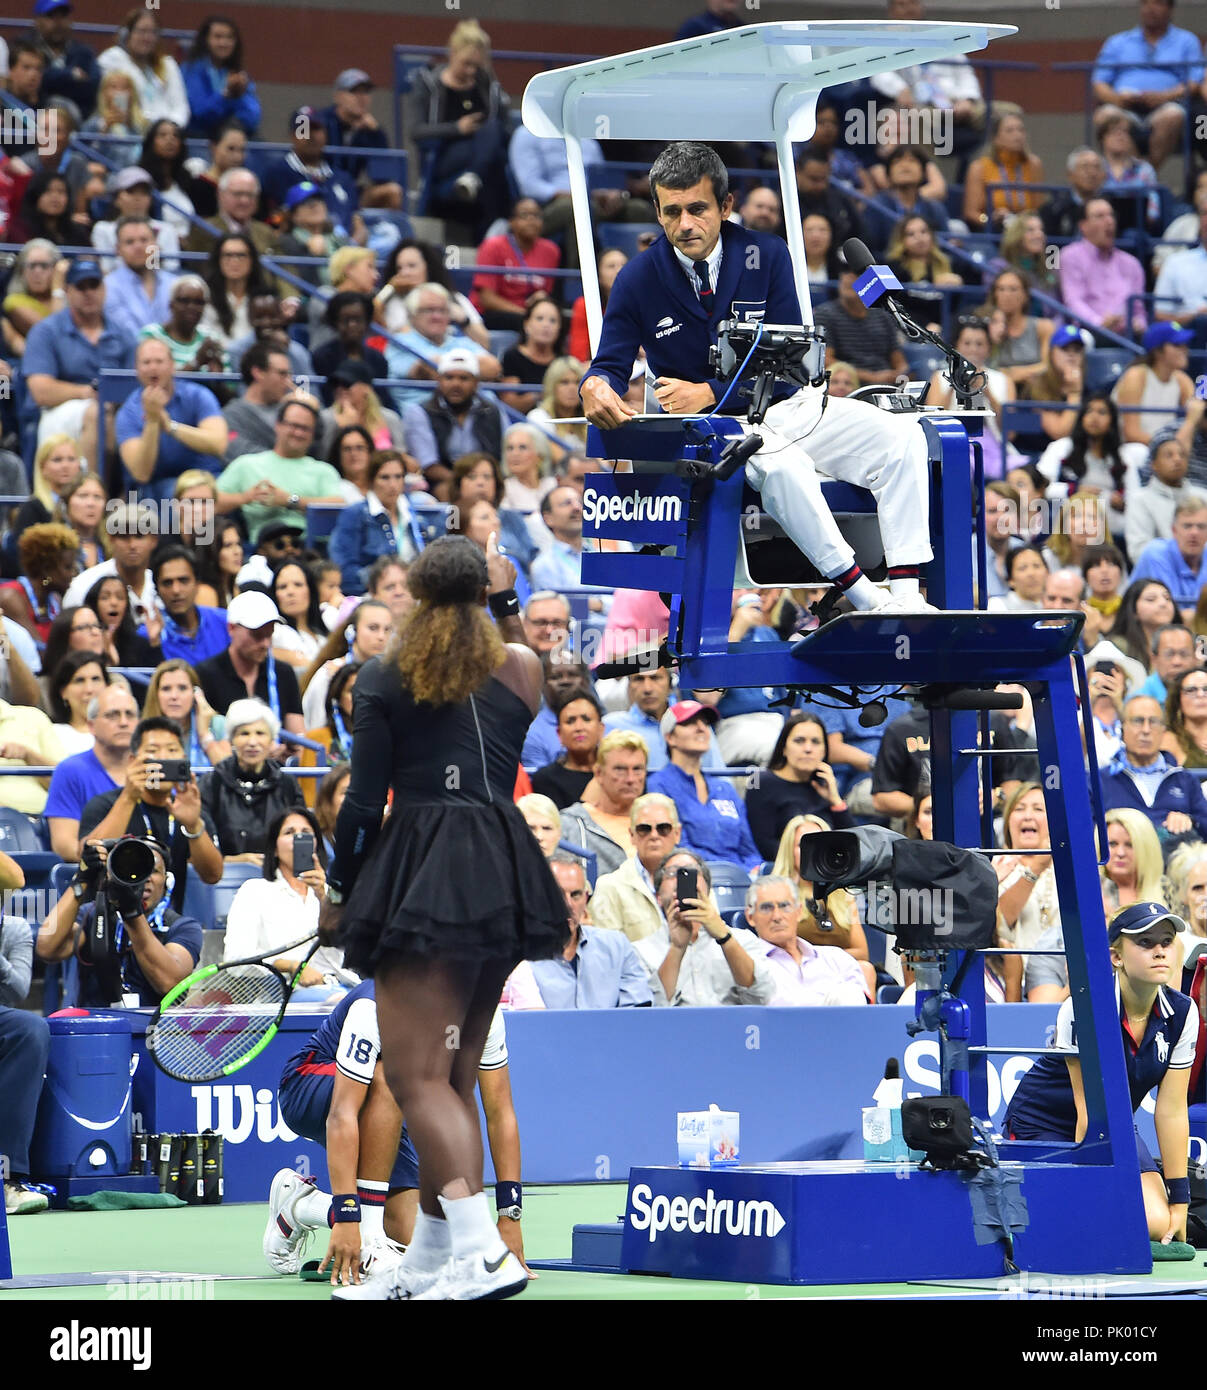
[116,379,224,486]
[1004,981,1197,1140]
[23,307,137,384]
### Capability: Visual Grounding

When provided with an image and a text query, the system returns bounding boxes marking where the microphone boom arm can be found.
[882,295,986,407]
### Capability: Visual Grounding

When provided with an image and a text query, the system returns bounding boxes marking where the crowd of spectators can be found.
[0,0,1202,1065]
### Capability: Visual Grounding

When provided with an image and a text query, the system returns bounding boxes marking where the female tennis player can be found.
[1003,901,1196,1245]
[325,534,567,1301]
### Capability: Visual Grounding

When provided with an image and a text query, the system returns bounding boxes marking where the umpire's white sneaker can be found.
[411,1248,529,1301]
[263,1169,316,1275]
[871,592,938,615]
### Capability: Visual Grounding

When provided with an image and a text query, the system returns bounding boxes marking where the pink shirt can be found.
[1058,239,1147,331]
[471,234,561,313]
[597,587,670,665]
[748,936,869,1006]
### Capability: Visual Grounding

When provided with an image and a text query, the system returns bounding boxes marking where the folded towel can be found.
[66,1192,188,1211]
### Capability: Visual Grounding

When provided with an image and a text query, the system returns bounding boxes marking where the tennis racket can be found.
[147,933,324,1083]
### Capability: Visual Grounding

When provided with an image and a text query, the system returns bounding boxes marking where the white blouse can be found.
[53,725,94,756]
[223,874,356,984]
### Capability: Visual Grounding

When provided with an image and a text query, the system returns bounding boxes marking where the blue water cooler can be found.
[28,1011,156,1201]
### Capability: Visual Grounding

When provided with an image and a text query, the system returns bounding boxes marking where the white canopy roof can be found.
[522,21,1016,144]
[522,20,1016,349]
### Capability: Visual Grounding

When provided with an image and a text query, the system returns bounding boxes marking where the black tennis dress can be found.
[330,654,569,973]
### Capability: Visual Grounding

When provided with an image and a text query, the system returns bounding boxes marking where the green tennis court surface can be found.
[4,1184,1205,1301]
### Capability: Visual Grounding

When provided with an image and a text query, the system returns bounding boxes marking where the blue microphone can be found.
[842,238,906,310]
[841,236,986,404]
[842,238,904,310]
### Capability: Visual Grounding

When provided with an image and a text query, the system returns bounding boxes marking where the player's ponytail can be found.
[396,537,504,705]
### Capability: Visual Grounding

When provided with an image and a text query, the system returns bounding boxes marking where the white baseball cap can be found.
[227,590,280,631]
[438,348,480,377]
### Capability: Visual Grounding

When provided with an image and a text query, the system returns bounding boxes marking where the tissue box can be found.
[677,1105,740,1167]
[862,1106,924,1164]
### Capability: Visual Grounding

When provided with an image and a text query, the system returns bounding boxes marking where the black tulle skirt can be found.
[340,800,570,974]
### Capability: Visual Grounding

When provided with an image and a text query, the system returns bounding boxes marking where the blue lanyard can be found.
[331,707,351,759]
[18,575,59,624]
[264,654,280,722]
[114,894,169,996]
[186,716,206,767]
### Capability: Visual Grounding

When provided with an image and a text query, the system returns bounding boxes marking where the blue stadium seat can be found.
[212,863,262,931]
[705,860,752,915]
[42,863,80,1013]
[597,222,661,259]
[360,208,413,261]
[1085,348,1136,392]
[556,839,597,888]
[181,868,216,931]
[306,503,344,553]
[902,341,945,379]
[0,807,51,851]
[877,983,905,1005]
[720,906,751,932]
[412,501,451,543]
[489,329,520,359]
[863,924,889,968]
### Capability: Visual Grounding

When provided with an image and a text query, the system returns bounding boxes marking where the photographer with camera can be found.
[35,836,204,1007]
[76,715,224,912]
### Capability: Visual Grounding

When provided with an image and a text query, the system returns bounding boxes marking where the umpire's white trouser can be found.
[742,390,934,578]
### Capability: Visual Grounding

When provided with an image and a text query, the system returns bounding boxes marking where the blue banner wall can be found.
[116,1004,1204,1202]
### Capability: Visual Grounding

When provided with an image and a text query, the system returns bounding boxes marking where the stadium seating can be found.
[705,861,754,916]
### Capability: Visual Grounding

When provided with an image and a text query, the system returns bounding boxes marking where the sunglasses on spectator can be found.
[634,822,674,837]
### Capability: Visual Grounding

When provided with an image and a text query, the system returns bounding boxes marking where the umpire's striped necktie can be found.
[693,258,714,316]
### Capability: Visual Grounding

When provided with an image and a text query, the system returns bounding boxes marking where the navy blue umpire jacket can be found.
[583,222,802,413]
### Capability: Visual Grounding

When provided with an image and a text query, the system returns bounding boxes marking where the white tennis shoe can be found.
[410,1248,529,1301]
[263,1169,317,1275]
[870,592,938,615]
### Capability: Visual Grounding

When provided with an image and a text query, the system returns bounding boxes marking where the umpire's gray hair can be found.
[745,875,800,914]
[648,142,728,214]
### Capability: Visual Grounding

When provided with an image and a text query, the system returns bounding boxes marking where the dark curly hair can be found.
[395,536,503,705]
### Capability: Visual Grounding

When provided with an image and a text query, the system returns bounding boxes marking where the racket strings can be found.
[150,965,287,1080]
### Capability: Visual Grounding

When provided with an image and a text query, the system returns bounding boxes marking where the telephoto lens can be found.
[107,836,157,888]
